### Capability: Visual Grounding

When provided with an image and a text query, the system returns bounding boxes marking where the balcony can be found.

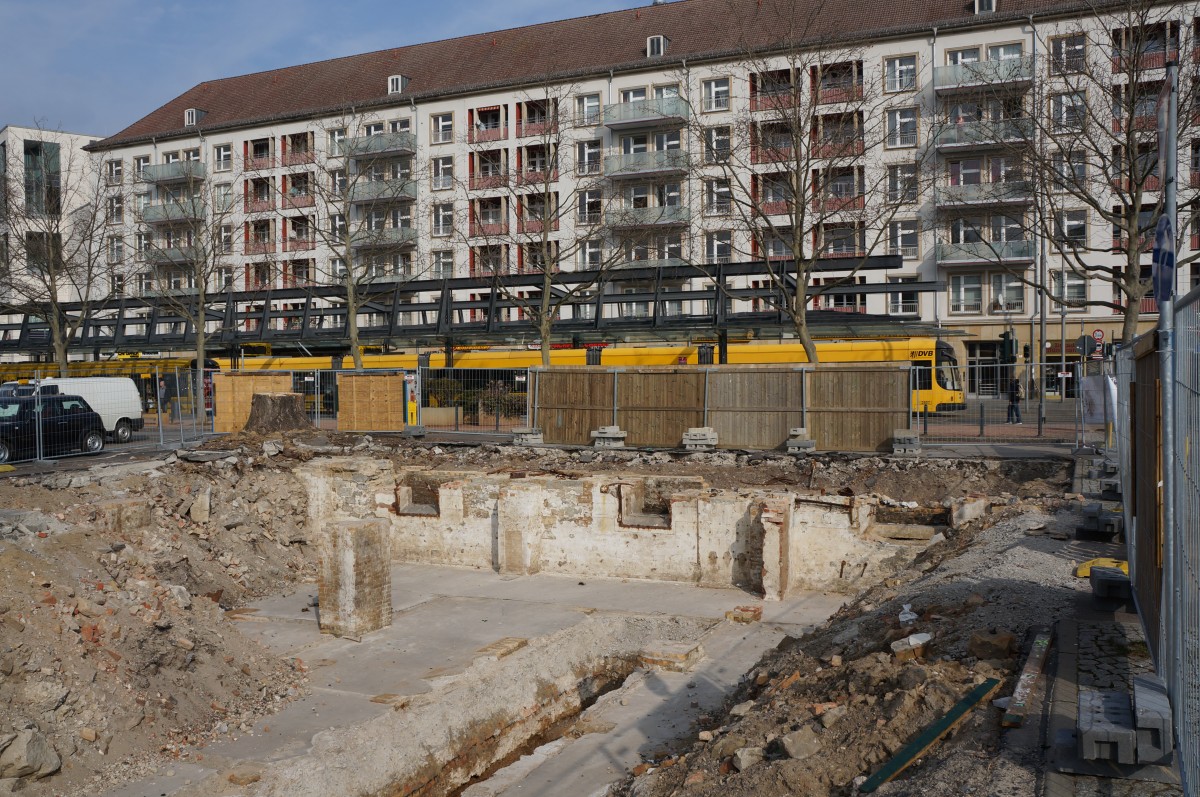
[141,285,199,298]
[515,168,559,186]
[281,237,317,252]
[757,199,792,216]
[517,218,560,234]
[245,154,275,171]
[470,172,509,190]
[936,118,1033,150]
[351,227,418,248]
[750,91,797,112]
[812,193,865,212]
[1112,114,1157,133]
[1112,47,1177,73]
[283,192,316,209]
[605,206,691,228]
[344,132,416,158]
[751,144,794,164]
[346,179,418,204]
[139,162,206,183]
[245,238,276,256]
[603,97,690,130]
[468,124,508,145]
[936,181,1032,207]
[517,118,557,138]
[281,150,315,167]
[1110,175,1161,192]
[935,240,1035,264]
[934,56,1035,93]
[144,247,198,265]
[811,138,865,159]
[1111,235,1154,254]
[469,221,509,238]
[604,150,688,178]
[889,300,920,315]
[814,81,864,105]
[614,257,685,271]
[244,197,275,214]
[140,201,205,223]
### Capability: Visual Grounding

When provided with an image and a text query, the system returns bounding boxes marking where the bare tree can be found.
[450,84,669,365]
[937,0,1200,343]
[0,126,115,375]
[297,111,431,370]
[689,1,934,363]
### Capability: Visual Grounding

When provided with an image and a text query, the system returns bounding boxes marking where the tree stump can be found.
[243,393,312,433]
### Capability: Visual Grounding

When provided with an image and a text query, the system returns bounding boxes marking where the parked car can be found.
[37,377,145,443]
[0,395,107,464]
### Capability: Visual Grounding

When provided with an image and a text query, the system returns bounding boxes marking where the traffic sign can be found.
[1091,329,1105,342]
[1152,214,1175,302]
[1075,335,1097,356]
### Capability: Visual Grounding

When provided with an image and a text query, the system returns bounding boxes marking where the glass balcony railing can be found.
[603,150,689,176]
[343,132,417,158]
[936,181,1032,205]
[346,179,418,203]
[936,240,1035,263]
[144,247,199,265]
[603,96,690,129]
[350,227,418,248]
[139,162,206,183]
[614,257,685,271]
[934,56,1035,91]
[936,118,1034,148]
[140,201,205,223]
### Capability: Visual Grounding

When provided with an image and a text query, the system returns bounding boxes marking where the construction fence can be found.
[1116,287,1200,797]
[0,367,213,466]
[910,361,1109,447]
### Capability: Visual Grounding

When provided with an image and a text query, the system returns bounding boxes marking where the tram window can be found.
[913,363,933,390]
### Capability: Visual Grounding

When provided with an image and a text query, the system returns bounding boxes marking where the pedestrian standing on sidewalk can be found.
[1007,376,1023,424]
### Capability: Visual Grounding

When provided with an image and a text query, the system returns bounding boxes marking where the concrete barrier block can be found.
[590,426,627,448]
[511,427,544,446]
[1089,567,1132,601]
[1132,675,1174,763]
[1078,689,1137,765]
[682,427,718,451]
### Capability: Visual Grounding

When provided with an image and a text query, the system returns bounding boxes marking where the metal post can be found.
[979,402,985,438]
[156,367,164,447]
[611,370,619,428]
[702,368,710,427]
[532,369,540,429]
[176,368,185,447]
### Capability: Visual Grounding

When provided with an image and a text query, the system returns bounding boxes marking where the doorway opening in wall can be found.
[965,341,1001,397]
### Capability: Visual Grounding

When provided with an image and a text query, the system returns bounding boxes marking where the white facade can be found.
[86,1,1199,371]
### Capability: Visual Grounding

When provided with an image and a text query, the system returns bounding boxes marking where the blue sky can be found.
[0,0,646,136]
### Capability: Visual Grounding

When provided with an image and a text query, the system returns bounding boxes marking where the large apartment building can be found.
[82,0,1198,383]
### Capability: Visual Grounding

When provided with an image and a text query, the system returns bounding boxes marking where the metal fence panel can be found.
[1171,292,1200,796]
[911,361,1093,446]
[420,367,529,434]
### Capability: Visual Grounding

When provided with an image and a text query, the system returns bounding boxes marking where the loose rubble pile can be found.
[0,432,1074,796]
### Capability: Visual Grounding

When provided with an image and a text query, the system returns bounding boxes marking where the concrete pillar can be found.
[318,518,392,639]
[759,498,792,601]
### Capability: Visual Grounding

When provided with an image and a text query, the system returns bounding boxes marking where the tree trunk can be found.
[346,280,363,370]
[538,315,553,367]
[1121,301,1141,343]
[50,312,70,378]
[243,393,312,433]
[793,302,819,364]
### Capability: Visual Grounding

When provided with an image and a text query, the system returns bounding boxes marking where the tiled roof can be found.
[91,0,1083,150]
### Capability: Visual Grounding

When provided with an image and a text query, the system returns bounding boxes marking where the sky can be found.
[0,0,648,137]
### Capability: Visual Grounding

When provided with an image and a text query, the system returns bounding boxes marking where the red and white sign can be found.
[1091,329,1105,342]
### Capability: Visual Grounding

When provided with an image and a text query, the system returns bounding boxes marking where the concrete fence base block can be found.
[786,428,815,455]
[511,427,544,446]
[1132,675,1174,763]
[404,425,427,438]
[681,427,718,451]
[590,426,627,448]
[1078,689,1137,765]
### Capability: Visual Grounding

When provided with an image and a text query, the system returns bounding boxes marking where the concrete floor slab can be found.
[102,564,845,797]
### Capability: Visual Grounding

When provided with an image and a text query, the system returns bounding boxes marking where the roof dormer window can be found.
[647,35,668,57]
[975,0,996,13]
[183,108,205,127]
[387,74,409,95]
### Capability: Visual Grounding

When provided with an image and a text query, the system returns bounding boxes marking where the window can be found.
[889,277,919,314]
[105,160,123,184]
[1052,33,1086,74]
[1052,92,1086,132]
[654,84,679,99]
[110,274,126,296]
[647,35,667,57]
[183,148,200,161]
[432,250,454,279]
[107,236,124,263]
[988,43,1022,60]
[133,155,150,178]
[885,55,917,92]
[389,118,411,134]
[576,93,601,125]
[705,179,732,214]
[887,164,919,202]
[621,87,648,103]
[219,224,234,253]
[704,126,731,163]
[949,157,983,186]
[431,156,454,190]
[951,216,985,244]
[327,128,346,154]
[654,130,681,151]
[990,273,1024,312]
[431,113,454,144]
[1052,150,1087,189]
[657,182,682,207]
[888,220,919,258]
[948,47,980,65]
[706,231,733,264]
[703,78,731,111]
[577,189,602,224]
[886,108,917,147]
[330,169,347,194]
[1051,270,1087,305]
[976,0,995,12]
[106,195,124,224]
[364,122,384,137]
[388,75,406,95]
[329,213,346,238]
[135,232,151,259]
[1055,210,1088,246]
[577,140,602,174]
[432,203,454,236]
[580,239,603,268]
[950,274,983,312]
[991,214,1025,242]
[213,144,232,172]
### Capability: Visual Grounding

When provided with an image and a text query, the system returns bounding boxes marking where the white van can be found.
[39,377,145,443]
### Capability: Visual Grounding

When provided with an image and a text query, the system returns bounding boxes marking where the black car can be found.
[0,395,107,464]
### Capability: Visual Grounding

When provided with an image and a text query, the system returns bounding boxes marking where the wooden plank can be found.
[1002,628,1052,728]
[858,678,1002,792]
